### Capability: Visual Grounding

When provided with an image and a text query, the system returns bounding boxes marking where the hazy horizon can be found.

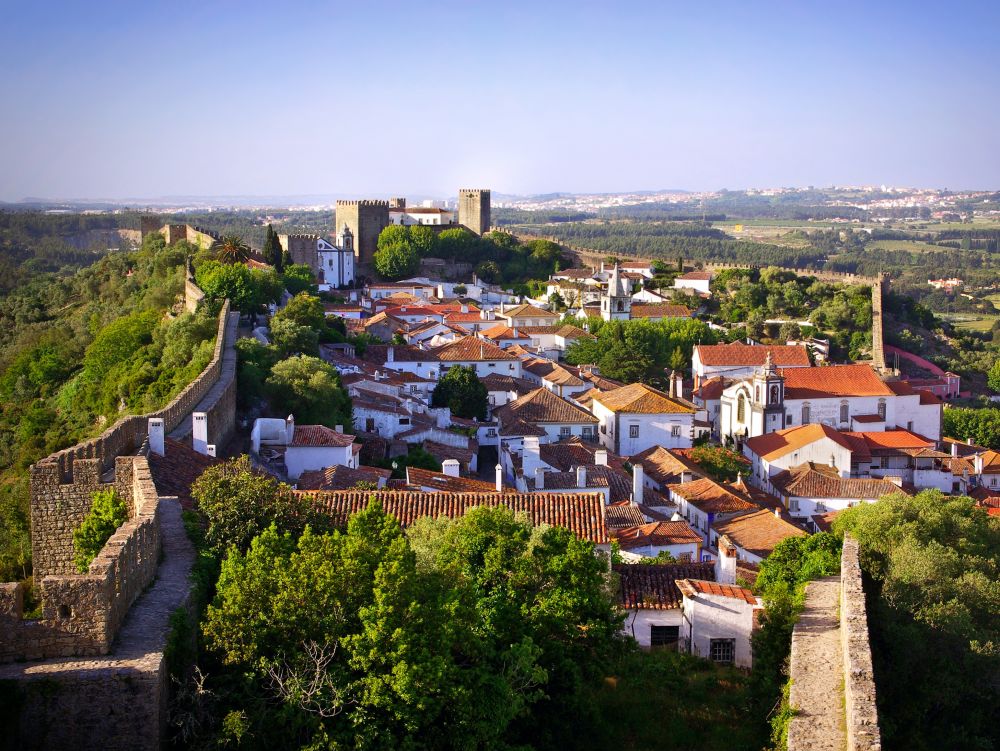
[2,0,998,202]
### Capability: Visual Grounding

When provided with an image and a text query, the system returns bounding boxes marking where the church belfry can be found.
[600,263,632,321]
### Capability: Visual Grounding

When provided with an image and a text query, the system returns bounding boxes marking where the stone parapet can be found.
[841,535,882,751]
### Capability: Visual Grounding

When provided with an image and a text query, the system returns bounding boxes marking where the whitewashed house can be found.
[677,578,763,668]
[250,416,358,480]
[616,562,716,649]
[591,383,697,455]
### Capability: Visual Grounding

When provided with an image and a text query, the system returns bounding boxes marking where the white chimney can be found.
[442,459,460,477]
[148,418,165,457]
[633,463,644,505]
[461,304,469,314]
[286,414,295,444]
[387,346,395,363]
[206,445,217,458]
[974,453,984,475]
[774,507,781,518]
[192,412,209,456]
[576,465,587,489]
[335,424,343,433]
[495,464,503,492]
[594,449,608,466]
[716,535,737,584]
[951,442,958,459]
[675,371,684,400]
[535,466,545,489]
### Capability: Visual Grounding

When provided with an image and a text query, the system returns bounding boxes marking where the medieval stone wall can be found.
[840,535,882,751]
[43,300,232,480]
[458,189,491,235]
[1,456,161,664]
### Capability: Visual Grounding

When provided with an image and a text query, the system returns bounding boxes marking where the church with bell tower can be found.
[600,263,632,321]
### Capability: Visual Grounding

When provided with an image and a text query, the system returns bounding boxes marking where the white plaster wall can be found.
[285,445,354,480]
[681,594,758,668]
[623,608,683,648]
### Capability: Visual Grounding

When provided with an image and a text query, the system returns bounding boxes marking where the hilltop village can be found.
[0,189,996,751]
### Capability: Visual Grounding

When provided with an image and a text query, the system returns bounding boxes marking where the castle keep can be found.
[459,188,491,235]
[335,199,390,265]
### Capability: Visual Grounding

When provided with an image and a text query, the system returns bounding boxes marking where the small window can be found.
[650,625,680,648]
[840,402,849,423]
[487,428,497,437]
[709,638,735,665]
[560,426,571,437]
[399,417,410,426]
[789,498,800,512]
[671,425,681,437]
[801,404,810,424]
[629,425,640,438]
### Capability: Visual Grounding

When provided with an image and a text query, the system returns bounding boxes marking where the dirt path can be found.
[787,575,846,751]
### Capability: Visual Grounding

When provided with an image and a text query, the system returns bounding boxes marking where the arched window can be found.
[617,300,624,312]
[737,394,746,423]
[840,402,849,423]
[801,403,810,424]
[877,399,886,419]
[755,386,760,403]
[770,385,779,403]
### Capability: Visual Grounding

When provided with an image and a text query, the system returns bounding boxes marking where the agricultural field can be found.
[939,311,999,332]
[868,239,956,254]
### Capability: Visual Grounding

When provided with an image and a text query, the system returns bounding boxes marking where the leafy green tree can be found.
[212,234,252,265]
[778,321,802,341]
[195,261,282,312]
[73,488,127,572]
[261,224,282,271]
[431,365,488,419]
[273,292,326,331]
[437,227,477,261]
[408,225,437,257]
[548,291,566,311]
[834,492,1000,750]
[373,446,442,478]
[266,355,351,428]
[269,317,319,357]
[475,260,501,283]
[281,264,317,296]
[234,337,280,407]
[373,242,420,280]
[190,456,330,555]
[987,359,1000,394]
[376,224,411,252]
[942,406,1000,449]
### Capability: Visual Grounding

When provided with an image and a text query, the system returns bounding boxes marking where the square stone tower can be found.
[458,189,491,236]
[335,200,390,265]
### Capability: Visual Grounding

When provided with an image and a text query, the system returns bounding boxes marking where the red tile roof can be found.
[605,502,648,530]
[432,336,518,361]
[147,438,219,508]
[629,303,693,319]
[770,463,905,500]
[745,423,856,462]
[676,578,759,605]
[593,383,696,414]
[300,490,609,542]
[781,364,893,399]
[296,464,391,491]
[614,563,716,609]
[668,477,757,515]
[711,510,807,558]
[695,342,810,368]
[613,520,701,549]
[495,387,598,427]
[629,446,707,486]
[290,425,356,448]
[405,466,500,493]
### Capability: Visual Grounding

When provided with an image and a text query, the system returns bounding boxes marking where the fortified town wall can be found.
[787,535,882,751]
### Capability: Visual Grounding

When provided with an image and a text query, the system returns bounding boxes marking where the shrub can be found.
[73,488,127,572]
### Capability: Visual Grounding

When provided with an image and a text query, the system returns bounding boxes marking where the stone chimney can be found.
[495,464,503,492]
[192,412,209,456]
[594,449,608,466]
[576,465,587,489]
[535,466,545,489]
[633,463,644,505]
[716,535,738,585]
[148,418,165,457]
[442,459,460,477]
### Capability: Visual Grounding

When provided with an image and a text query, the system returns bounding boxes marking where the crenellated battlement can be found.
[336,199,390,207]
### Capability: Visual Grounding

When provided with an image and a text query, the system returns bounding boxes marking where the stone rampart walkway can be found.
[787,576,846,751]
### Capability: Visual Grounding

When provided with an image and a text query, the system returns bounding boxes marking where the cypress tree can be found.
[263,224,282,271]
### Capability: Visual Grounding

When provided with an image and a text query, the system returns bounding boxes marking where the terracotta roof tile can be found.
[593,383,696,414]
[290,425,356,448]
[695,342,811,368]
[615,563,716,609]
[432,336,518,362]
[148,438,219,508]
[668,477,757,515]
[781,364,893,399]
[405,466,500,493]
[676,578,759,606]
[711,510,807,558]
[605,502,648,530]
[629,303,693,319]
[494,387,598,427]
[300,490,609,542]
[630,446,707,486]
[613,520,701,549]
[296,464,391,491]
[539,465,633,504]
[499,303,559,320]
[745,423,856,462]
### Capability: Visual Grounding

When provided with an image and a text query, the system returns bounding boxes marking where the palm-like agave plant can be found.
[213,234,252,264]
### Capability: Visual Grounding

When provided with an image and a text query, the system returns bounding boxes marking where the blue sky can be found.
[1,0,998,201]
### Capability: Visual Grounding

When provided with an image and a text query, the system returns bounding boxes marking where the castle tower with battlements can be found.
[458,189,491,236]
[335,200,390,265]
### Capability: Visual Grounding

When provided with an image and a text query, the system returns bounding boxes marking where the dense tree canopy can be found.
[834,492,1000,750]
[431,365,488,420]
[199,501,623,749]
[265,355,352,429]
[942,406,1000,449]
